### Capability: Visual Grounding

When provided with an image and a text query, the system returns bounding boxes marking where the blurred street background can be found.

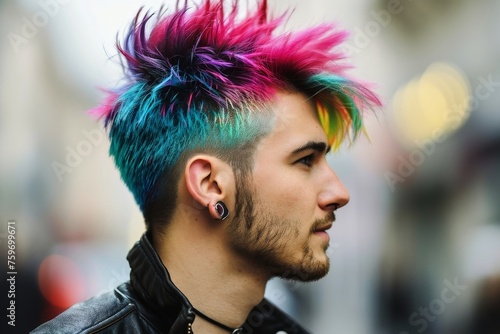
[1,0,499,333]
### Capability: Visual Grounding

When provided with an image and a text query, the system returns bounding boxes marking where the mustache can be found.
[310,210,336,233]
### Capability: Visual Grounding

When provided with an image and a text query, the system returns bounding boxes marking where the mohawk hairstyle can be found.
[91,0,380,230]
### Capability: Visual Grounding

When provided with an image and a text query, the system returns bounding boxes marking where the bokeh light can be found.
[38,255,86,309]
[392,62,471,145]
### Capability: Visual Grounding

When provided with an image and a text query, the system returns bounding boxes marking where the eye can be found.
[296,154,314,167]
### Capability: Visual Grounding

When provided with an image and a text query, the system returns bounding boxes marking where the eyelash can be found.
[296,154,315,167]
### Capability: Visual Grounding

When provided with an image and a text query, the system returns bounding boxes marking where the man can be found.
[32,1,380,333]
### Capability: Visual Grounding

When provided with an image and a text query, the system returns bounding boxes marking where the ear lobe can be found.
[208,201,230,220]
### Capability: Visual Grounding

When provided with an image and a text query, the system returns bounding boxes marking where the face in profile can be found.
[227,91,350,281]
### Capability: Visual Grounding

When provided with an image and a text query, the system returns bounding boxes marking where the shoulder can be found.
[30,283,159,334]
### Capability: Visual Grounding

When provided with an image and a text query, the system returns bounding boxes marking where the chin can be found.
[303,257,330,282]
[277,254,330,282]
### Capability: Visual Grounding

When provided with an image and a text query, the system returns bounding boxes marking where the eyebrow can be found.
[291,141,331,155]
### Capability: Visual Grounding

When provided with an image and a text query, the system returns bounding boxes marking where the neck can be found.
[156,214,269,334]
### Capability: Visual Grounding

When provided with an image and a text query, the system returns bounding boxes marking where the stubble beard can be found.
[227,177,331,282]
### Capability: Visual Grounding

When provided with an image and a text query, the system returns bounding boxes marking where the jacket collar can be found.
[127,232,195,332]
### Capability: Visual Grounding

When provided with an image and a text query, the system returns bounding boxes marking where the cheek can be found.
[254,170,315,211]
[252,157,316,217]
[257,174,304,204]
[260,182,314,223]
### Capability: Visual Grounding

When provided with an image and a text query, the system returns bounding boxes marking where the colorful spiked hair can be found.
[91,0,380,229]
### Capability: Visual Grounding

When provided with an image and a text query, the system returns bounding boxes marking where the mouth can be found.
[312,224,331,243]
[311,211,336,233]
[313,223,332,233]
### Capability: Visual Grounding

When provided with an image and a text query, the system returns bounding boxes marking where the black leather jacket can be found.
[31,233,311,334]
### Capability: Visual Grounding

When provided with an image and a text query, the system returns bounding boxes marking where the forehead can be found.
[264,91,327,146]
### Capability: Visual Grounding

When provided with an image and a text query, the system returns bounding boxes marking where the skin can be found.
[158,91,350,334]
[227,92,350,281]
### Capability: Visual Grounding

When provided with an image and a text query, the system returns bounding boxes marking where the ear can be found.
[184,155,234,218]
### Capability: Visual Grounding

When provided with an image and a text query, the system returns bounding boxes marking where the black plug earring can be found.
[214,201,229,220]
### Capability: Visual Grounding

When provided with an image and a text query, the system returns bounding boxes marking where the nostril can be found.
[325,203,339,211]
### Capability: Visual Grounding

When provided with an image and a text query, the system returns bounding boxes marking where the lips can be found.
[313,223,331,242]
[313,223,332,233]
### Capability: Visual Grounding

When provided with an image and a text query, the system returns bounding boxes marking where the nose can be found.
[318,164,350,211]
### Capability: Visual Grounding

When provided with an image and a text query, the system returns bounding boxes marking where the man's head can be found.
[227,91,351,281]
[92,0,379,268]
